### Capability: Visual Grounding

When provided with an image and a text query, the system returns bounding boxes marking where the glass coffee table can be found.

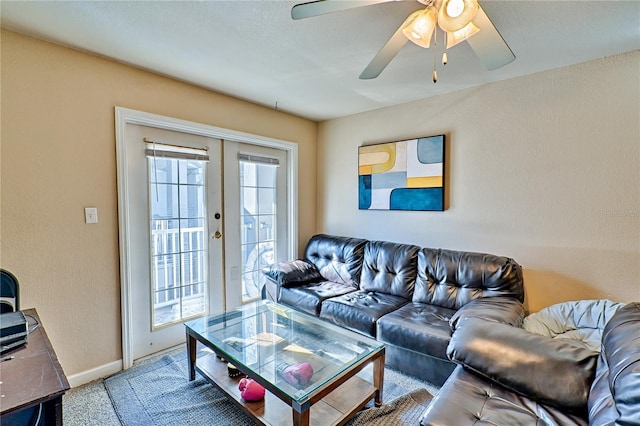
[185,300,385,426]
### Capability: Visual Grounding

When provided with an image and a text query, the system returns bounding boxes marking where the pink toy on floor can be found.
[238,378,265,402]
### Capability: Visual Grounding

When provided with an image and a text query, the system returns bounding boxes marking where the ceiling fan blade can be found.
[292,0,394,20]
[360,26,409,80]
[466,5,515,70]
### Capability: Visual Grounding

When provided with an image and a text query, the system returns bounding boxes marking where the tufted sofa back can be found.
[360,240,420,300]
[304,234,367,288]
[588,302,640,425]
[413,248,524,309]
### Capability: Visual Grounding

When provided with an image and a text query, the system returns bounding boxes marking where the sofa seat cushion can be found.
[278,281,357,316]
[419,367,588,426]
[319,290,409,337]
[377,302,455,359]
[449,296,526,330]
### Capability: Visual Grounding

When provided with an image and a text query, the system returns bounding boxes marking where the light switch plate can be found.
[85,207,98,224]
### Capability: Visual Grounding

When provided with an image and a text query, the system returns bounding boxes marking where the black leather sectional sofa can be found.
[419,302,640,425]
[262,234,525,385]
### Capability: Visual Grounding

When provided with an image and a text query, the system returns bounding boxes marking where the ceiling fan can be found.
[291,0,515,82]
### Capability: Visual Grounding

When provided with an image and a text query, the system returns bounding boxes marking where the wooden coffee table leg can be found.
[292,407,310,426]
[187,331,197,381]
[373,352,385,407]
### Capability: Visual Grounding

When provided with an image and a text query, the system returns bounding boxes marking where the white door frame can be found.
[115,106,298,369]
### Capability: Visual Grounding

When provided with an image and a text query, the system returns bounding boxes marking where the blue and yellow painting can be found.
[358,135,445,211]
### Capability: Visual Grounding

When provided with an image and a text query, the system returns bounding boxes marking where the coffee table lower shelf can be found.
[195,354,377,426]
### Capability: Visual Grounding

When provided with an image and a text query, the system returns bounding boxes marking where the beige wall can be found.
[0,30,317,377]
[318,50,640,313]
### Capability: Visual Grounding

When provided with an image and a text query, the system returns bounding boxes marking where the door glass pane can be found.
[257,166,276,188]
[151,184,178,219]
[182,285,205,318]
[241,213,258,244]
[179,160,205,185]
[150,157,178,184]
[152,289,180,327]
[241,162,258,187]
[151,254,180,289]
[151,219,180,254]
[242,187,258,214]
[149,156,207,329]
[180,185,205,218]
[180,219,205,252]
[258,215,274,241]
[258,188,275,214]
[239,160,277,303]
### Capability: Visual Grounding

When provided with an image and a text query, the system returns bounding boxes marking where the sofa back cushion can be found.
[588,302,640,425]
[360,240,420,300]
[448,318,598,411]
[304,234,367,287]
[413,248,524,309]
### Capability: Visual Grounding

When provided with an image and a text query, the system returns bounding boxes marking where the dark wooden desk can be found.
[0,308,70,425]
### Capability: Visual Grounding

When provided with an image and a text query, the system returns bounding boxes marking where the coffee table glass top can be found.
[185,300,384,402]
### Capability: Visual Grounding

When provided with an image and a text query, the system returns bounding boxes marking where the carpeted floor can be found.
[63,347,438,425]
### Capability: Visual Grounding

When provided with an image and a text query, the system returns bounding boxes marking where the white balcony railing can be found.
[150,222,206,326]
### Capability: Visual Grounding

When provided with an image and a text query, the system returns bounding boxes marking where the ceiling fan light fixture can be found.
[446,0,464,17]
[402,7,437,48]
[438,0,479,32]
[446,21,480,48]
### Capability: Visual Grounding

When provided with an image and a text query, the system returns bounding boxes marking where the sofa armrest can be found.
[447,318,598,411]
[262,260,323,288]
[449,296,526,330]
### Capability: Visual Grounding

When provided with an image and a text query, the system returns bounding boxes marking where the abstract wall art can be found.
[358,135,445,211]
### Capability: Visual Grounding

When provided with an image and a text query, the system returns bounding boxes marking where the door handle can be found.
[214,231,222,239]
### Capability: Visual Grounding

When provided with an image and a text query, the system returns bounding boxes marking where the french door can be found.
[223,142,289,308]
[124,124,224,361]
[116,107,297,368]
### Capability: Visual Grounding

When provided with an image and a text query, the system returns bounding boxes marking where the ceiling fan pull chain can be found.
[442,32,448,65]
[432,28,438,83]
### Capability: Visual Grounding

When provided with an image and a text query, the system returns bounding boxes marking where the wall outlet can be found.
[85,207,98,224]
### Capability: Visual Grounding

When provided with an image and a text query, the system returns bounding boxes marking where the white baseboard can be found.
[67,359,123,388]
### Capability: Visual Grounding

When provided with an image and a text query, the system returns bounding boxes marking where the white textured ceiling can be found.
[1,1,639,121]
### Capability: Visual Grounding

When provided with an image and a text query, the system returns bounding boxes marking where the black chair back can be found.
[1,269,20,313]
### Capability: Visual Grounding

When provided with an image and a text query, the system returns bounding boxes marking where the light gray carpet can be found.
[64,379,121,425]
[64,349,438,425]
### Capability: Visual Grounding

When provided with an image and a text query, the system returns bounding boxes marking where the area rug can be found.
[348,388,432,426]
[104,350,436,426]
